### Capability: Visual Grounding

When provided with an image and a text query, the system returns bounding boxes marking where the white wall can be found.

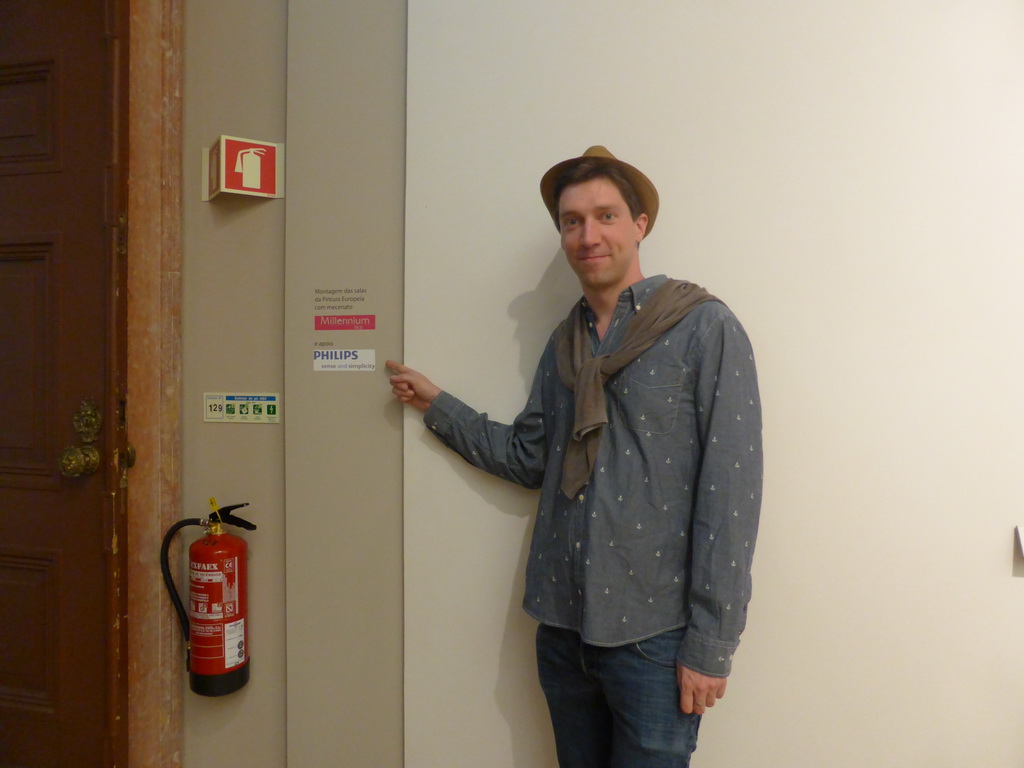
[405,1,1024,766]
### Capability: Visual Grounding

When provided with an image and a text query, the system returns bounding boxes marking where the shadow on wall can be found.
[1014,528,1024,578]
[497,521,560,768]
[508,249,580,385]
[405,246,578,765]
[410,244,576,521]
[499,249,580,765]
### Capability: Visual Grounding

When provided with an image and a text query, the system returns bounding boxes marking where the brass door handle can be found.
[60,445,101,477]
[60,399,102,478]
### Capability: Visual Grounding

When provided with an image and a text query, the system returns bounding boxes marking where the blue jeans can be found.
[536,624,701,768]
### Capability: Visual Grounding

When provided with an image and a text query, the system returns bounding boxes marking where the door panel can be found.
[0,236,56,489]
[0,58,59,175]
[0,0,128,765]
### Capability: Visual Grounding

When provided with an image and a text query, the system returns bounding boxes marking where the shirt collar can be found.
[624,274,668,312]
[580,274,669,314]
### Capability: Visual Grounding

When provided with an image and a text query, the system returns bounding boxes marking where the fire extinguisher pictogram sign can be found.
[202,135,284,200]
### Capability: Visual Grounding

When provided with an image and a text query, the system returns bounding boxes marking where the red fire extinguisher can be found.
[161,500,256,696]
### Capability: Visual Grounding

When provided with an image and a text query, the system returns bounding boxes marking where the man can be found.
[388,146,762,767]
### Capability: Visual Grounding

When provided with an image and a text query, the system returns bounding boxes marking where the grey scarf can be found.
[554,279,717,498]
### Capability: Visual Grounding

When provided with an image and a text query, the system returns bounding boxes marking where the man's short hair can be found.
[540,146,659,235]
[552,159,645,230]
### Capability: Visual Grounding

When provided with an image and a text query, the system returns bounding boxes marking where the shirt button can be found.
[575,541,581,550]
[578,493,585,502]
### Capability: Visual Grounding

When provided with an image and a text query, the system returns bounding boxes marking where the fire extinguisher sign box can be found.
[202,135,284,200]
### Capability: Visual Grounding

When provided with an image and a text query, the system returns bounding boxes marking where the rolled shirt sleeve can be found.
[423,361,550,490]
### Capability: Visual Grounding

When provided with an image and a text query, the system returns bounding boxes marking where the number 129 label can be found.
[204,393,281,424]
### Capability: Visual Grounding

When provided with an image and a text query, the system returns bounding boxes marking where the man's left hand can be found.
[677,664,727,714]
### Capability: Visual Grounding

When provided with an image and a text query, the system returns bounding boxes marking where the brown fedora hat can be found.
[539,145,659,236]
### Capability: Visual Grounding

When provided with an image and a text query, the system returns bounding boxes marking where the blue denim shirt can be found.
[425,275,762,677]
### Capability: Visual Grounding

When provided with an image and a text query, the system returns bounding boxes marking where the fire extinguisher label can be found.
[225,618,246,669]
[189,554,246,672]
[190,559,238,620]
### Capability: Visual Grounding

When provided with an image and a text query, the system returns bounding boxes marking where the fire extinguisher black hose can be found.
[160,518,204,666]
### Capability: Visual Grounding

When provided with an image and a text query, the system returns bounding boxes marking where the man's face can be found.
[558,177,648,295]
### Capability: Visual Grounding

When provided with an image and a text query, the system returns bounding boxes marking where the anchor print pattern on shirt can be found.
[424,275,762,677]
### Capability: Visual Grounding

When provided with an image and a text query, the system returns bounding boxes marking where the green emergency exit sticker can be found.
[204,393,281,424]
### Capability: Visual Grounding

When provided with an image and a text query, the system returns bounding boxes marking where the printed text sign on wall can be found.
[313,349,376,371]
[204,393,281,423]
[311,287,378,371]
[315,315,376,330]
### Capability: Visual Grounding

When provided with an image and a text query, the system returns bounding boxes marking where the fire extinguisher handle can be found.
[215,502,257,531]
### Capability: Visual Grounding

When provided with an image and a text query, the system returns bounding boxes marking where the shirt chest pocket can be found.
[613,361,689,435]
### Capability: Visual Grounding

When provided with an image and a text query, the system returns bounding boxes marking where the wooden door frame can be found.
[126,0,184,765]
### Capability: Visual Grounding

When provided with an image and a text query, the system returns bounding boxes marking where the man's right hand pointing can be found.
[386,360,441,412]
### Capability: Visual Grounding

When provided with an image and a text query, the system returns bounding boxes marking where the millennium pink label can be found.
[315,315,376,330]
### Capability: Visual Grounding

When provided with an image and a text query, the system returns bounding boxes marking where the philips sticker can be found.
[313,349,376,371]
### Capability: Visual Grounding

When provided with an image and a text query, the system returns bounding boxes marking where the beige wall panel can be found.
[405,1,1024,766]
[284,1,407,767]
[181,0,288,766]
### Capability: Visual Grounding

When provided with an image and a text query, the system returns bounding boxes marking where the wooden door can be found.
[0,0,129,765]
